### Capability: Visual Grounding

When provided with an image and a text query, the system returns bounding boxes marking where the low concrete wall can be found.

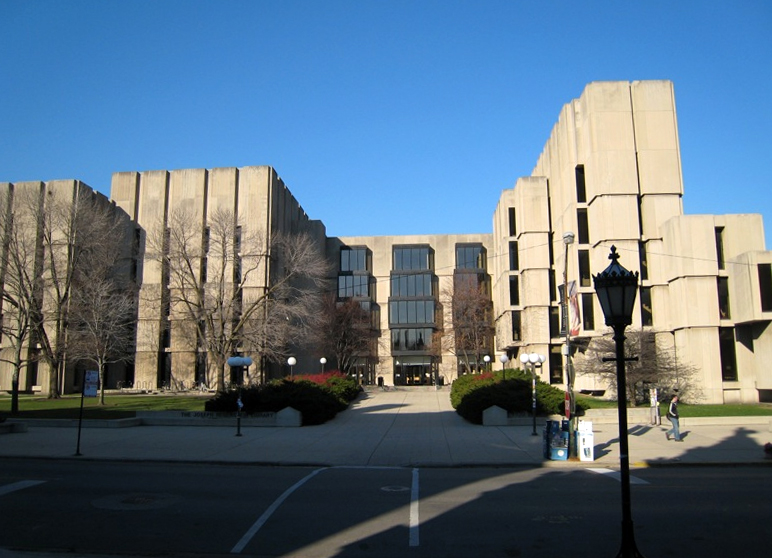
[482,406,772,430]
[4,407,303,430]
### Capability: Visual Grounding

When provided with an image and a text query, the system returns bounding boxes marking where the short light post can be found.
[499,354,509,380]
[287,356,296,379]
[520,353,545,436]
[593,246,645,558]
[483,355,491,372]
[320,357,327,373]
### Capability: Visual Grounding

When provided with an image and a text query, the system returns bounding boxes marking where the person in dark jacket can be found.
[665,394,682,441]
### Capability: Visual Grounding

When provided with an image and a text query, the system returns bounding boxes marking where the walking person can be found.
[666,394,682,442]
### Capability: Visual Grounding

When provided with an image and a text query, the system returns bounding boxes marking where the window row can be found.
[393,246,433,271]
[456,245,486,270]
[391,327,434,352]
[391,273,434,297]
[389,300,436,325]
[338,275,371,298]
[340,247,369,272]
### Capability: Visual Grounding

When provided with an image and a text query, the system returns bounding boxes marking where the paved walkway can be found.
[1,389,771,467]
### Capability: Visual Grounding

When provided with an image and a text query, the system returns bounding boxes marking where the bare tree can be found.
[441,274,494,375]
[149,207,330,391]
[575,329,702,405]
[0,191,37,414]
[313,295,375,374]
[11,186,127,397]
[67,278,136,404]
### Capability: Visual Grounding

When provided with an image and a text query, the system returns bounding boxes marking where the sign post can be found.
[75,370,99,456]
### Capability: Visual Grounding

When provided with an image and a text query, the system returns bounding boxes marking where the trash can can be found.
[576,420,594,462]
[544,419,569,460]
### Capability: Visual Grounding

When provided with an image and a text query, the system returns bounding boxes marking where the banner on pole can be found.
[84,371,99,398]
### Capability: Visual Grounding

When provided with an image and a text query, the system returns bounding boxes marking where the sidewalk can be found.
[1,389,771,468]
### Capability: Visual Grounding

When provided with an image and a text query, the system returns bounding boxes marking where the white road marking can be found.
[230,467,327,554]
[0,480,46,496]
[588,468,649,485]
[409,468,420,547]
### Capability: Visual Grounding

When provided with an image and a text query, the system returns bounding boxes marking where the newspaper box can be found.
[576,420,594,462]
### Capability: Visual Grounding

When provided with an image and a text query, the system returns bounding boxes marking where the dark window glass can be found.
[509,241,519,271]
[719,327,738,381]
[393,246,432,270]
[575,165,587,203]
[456,244,486,270]
[341,248,367,272]
[389,300,434,325]
[759,264,772,312]
[578,250,591,287]
[509,276,519,306]
[508,207,517,236]
[715,227,725,270]
[511,311,521,341]
[549,347,563,384]
[718,277,731,319]
[577,209,589,244]
[391,273,433,297]
[549,270,557,302]
[549,307,560,339]
[640,287,653,327]
[582,293,595,330]
[639,242,649,281]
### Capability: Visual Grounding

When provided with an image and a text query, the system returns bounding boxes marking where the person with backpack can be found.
[666,394,682,442]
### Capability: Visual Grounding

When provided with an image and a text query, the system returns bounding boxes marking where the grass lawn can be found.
[576,395,772,418]
[0,393,209,419]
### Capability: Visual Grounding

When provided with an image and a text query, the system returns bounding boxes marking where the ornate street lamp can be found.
[593,246,645,558]
[227,356,252,437]
[520,353,545,436]
[499,354,509,379]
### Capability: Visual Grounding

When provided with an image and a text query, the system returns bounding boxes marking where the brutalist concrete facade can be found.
[2,80,771,403]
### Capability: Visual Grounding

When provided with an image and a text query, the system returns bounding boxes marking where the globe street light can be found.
[520,353,545,436]
[593,246,645,558]
[483,355,491,372]
[499,354,509,379]
[320,357,327,373]
[287,356,297,379]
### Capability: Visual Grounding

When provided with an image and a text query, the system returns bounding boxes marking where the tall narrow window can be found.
[718,277,731,319]
[639,242,649,281]
[581,293,595,331]
[577,209,589,244]
[578,249,591,287]
[549,307,560,339]
[508,207,517,236]
[509,241,519,271]
[640,287,653,326]
[759,264,772,312]
[549,347,563,384]
[549,270,557,302]
[575,165,587,203]
[511,311,521,341]
[509,276,519,306]
[719,327,738,381]
[715,227,725,270]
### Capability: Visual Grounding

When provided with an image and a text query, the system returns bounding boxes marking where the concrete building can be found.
[2,80,771,404]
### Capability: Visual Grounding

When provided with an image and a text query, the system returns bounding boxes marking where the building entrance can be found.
[394,357,435,386]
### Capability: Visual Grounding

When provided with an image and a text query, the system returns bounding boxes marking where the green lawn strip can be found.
[0,394,208,419]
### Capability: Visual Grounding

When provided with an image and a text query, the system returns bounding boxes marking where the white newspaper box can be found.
[577,420,594,462]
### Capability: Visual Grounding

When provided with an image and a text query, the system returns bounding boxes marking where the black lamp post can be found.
[593,246,645,558]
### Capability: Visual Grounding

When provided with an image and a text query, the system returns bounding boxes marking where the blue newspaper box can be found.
[544,420,570,460]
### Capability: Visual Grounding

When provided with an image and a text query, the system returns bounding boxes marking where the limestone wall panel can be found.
[640,194,683,240]
[674,327,722,403]
[588,195,640,242]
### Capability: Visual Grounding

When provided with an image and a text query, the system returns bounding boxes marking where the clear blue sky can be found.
[2,1,770,244]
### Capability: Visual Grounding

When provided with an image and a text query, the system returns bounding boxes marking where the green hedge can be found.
[204,372,361,426]
[451,369,587,424]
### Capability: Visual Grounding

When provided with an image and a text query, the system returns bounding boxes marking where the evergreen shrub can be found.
[204,371,360,425]
[450,369,587,424]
